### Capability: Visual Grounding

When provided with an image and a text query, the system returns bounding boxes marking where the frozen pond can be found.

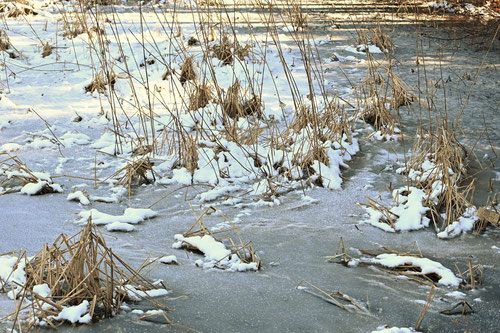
[1,1,499,332]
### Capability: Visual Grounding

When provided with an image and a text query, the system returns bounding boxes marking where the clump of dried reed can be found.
[182,134,199,174]
[113,157,157,190]
[475,203,500,232]
[62,17,87,39]
[222,81,262,119]
[0,30,12,51]
[286,1,308,31]
[179,207,261,270]
[357,24,394,53]
[42,42,52,58]
[0,154,58,195]
[362,121,476,233]
[403,125,472,229]
[360,247,442,286]
[211,37,234,65]
[361,97,395,132]
[356,64,398,136]
[222,81,242,119]
[3,220,169,330]
[456,257,483,290]
[179,56,196,86]
[187,36,200,46]
[85,70,117,94]
[0,2,37,18]
[210,36,252,65]
[188,84,213,111]
[389,71,415,109]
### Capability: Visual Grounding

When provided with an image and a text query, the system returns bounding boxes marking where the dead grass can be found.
[0,2,38,18]
[188,84,213,111]
[296,280,372,316]
[357,24,394,53]
[209,36,252,65]
[0,154,59,195]
[178,207,261,270]
[179,56,196,86]
[3,219,170,330]
[0,30,11,51]
[113,157,157,190]
[222,80,242,119]
[42,42,52,58]
[360,247,443,286]
[85,70,117,94]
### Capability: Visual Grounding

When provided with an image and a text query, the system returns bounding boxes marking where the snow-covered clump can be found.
[396,157,453,186]
[77,208,157,225]
[0,255,27,299]
[106,222,135,232]
[367,253,461,286]
[49,300,92,324]
[21,181,63,195]
[172,234,258,272]
[199,185,241,202]
[0,143,22,153]
[437,207,479,239]
[362,187,430,232]
[67,191,91,205]
[159,255,178,265]
[4,169,63,196]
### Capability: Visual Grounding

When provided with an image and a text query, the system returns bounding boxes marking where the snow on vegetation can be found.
[0,0,365,207]
[366,253,461,287]
[361,126,479,239]
[0,255,27,299]
[159,255,178,265]
[427,1,500,18]
[21,180,63,195]
[0,156,64,195]
[67,190,91,205]
[363,187,430,232]
[49,300,92,324]
[0,222,170,329]
[437,207,479,239]
[173,234,259,272]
